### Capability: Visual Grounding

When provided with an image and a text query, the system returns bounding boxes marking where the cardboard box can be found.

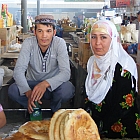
[71,47,78,61]
[0,26,16,46]
[0,27,10,40]
[1,40,10,46]
[78,38,92,68]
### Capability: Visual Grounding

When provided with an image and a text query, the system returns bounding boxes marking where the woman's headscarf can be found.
[85,19,138,104]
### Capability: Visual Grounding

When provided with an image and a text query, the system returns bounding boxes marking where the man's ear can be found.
[53,30,56,36]
[34,30,36,36]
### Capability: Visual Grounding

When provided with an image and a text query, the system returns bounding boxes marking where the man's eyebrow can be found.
[37,29,52,31]
[37,28,42,30]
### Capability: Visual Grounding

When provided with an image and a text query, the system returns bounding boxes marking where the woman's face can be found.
[90,32,112,56]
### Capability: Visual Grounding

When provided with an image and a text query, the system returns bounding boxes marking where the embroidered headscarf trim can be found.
[91,22,112,38]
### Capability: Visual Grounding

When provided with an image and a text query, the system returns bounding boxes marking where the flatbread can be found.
[59,115,65,140]
[49,109,66,140]
[64,109,100,140]
[54,110,72,140]
[59,110,71,140]
[4,132,35,140]
[18,120,50,140]
[4,109,100,140]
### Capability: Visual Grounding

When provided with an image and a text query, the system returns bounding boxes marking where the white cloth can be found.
[0,68,4,86]
[0,66,13,77]
[85,19,138,104]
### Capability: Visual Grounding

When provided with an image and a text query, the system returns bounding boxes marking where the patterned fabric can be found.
[35,14,55,24]
[85,63,140,138]
[35,18,55,24]
[91,22,112,37]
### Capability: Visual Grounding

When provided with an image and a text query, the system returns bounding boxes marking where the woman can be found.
[85,19,140,138]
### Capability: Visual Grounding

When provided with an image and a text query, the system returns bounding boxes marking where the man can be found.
[56,24,63,38]
[121,15,129,26]
[132,11,140,30]
[8,14,75,115]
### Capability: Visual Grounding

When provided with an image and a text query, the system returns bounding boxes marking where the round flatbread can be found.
[54,110,72,140]
[59,110,71,140]
[5,109,100,140]
[64,109,101,140]
[4,132,35,140]
[49,109,66,140]
[18,120,50,140]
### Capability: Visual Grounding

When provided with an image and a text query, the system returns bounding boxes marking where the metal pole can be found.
[21,0,28,33]
[37,0,40,15]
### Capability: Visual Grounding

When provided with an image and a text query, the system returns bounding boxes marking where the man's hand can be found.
[25,90,35,113]
[31,81,50,102]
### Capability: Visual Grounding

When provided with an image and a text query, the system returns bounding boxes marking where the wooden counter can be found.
[1,52,19,59]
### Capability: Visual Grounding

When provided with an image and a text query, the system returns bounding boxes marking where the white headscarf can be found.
[85,19,138,104]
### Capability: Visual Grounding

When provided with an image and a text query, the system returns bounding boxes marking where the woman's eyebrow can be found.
[91,34,109,36]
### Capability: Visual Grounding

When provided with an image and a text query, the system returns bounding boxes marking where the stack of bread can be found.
[4,109,100,140]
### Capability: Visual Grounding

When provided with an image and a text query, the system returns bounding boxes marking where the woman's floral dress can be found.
[85,63,140,138]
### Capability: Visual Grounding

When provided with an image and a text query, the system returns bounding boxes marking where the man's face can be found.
[34,24,56,48]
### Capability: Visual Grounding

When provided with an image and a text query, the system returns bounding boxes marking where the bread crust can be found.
[18,120,50,140]
[4,132,35,140]
[49,109,66,140]
[64,109,100,140]
[54,110,72,140]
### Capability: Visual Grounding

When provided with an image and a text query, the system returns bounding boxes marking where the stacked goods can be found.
[0,25,17,47]
[61,17,76,32]
[4,109,101,140]
[121,24,138,43]
[85,23,91,42]
[63,26,76,32]
[62,24,76,32]
[1,4,13,27]
[0,27,10,46]
[0,16,4,28]
[84,18,97,27]
[83,18,97,43]
[0,4,16,53]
